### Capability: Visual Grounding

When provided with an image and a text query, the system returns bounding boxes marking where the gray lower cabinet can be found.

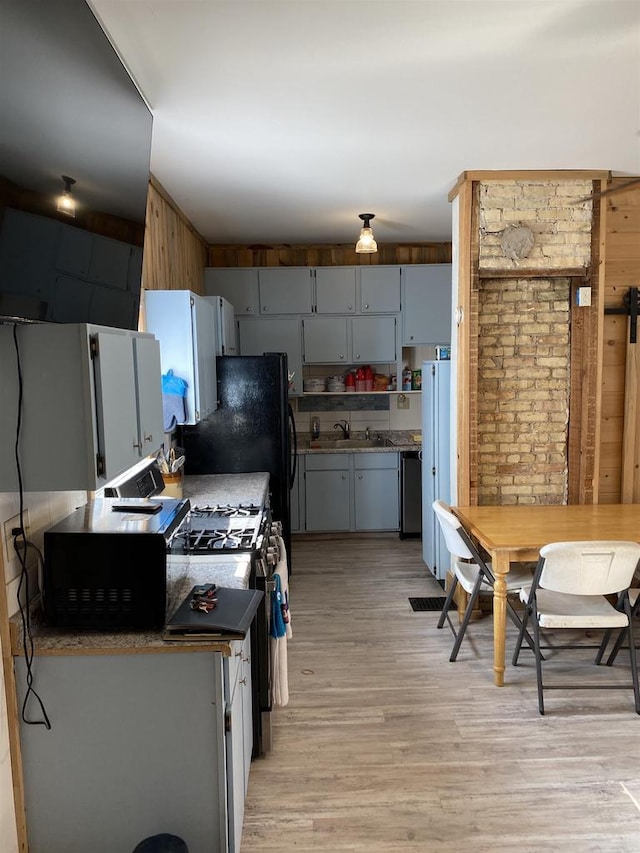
[354,454,400,530]
[15,649,242,853]
[305,459,351,532]
[304,452,399,532]
[224,633,253,853]
[237,317,303,396]
[401,264,452,345]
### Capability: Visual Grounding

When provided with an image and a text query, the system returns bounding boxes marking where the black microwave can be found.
[43,497,190,630]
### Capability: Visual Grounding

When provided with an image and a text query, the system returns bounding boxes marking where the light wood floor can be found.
[241,536,640,852]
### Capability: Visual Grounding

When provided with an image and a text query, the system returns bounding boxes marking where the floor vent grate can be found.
[409,596,449,612]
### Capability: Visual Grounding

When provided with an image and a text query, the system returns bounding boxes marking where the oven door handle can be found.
[288,403,297,489]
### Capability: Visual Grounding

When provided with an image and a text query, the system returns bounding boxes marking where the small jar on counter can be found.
[402,367,412,391]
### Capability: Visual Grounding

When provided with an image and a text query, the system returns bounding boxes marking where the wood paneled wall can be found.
[599,178,640,502]
[207,243,451,267]
[142,176,209,293]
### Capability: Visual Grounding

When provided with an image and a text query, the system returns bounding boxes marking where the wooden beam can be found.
[621,334,640,502]
[477,267,589,280]
[0,548,29,851]
[448,170,612,201]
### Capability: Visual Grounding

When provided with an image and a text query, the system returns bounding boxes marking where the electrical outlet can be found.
[397,394,410,410]
[3,509,31,564]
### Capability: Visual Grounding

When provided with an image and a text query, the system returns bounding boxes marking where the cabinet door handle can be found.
[144,433,153,443]
[339,354,344,360]
[133,440,142,450]
[239,677,247,686]
[358,474,363,479]
[348,304,353,310]
[341,474,346,480]
[355,354,360,360]
[364,304,369,309]
[246,306,252,312]
[262,306,268,311]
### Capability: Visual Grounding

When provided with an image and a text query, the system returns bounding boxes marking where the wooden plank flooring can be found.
[241,536,640,852]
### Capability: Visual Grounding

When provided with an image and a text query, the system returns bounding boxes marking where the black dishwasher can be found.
[400,451,422,539]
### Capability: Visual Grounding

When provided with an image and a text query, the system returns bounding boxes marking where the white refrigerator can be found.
[421,360,451,582]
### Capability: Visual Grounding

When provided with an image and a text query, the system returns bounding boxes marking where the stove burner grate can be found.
[191,503,261,518]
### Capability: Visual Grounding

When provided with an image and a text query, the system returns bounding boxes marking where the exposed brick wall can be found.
[478,180,592,270]
[477,277,570,505]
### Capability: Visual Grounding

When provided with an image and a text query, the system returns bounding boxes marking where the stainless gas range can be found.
[167,502,283,757]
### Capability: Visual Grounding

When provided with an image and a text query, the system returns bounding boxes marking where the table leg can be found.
[492,551,510,687]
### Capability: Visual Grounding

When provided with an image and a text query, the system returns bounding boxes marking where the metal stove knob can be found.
[266,548,278,566]
[270,521,283,536]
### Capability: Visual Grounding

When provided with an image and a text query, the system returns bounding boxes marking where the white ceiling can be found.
[89,0,640,246]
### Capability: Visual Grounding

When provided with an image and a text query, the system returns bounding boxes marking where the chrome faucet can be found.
[333,420,350,439]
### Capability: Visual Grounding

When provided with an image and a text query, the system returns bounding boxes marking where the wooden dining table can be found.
[452,504,640,687]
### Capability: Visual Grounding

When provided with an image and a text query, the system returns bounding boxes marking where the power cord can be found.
[11,323,51,729]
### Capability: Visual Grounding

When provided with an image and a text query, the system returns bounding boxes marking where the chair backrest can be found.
[538,541,640,596]
[432,500,477,562]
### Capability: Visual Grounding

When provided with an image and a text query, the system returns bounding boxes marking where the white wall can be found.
[0,489,86,852]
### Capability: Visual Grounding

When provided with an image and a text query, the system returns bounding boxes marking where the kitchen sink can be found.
[306,437,392,449]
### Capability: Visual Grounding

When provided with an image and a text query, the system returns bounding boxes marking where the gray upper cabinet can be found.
[303,315,396,364]
[302,317,348,363]
[203,268,260,316]
[315,267,357,313]
[205,295,238,355]
[87,236,132,290]
[359,266,401,313]
[351,316,397,363]
[145,289,218,423]
[402,264,452,345]
[56,225,92,278]
[0,209,141,327]
[0,323,163,491]
[132,334,165,457]
[238,317,303,395]
[258,268,314,314]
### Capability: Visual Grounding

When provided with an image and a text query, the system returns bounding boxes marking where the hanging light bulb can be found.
[56,175,77,217]
[355,213,377,254]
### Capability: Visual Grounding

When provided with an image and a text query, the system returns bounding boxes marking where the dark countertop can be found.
[297,430,422,454]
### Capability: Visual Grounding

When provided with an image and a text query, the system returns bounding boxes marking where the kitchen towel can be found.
[270,536,292,706]
[162,370,188,432]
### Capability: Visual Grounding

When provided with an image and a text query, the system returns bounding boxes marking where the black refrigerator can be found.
[181,354,297,568]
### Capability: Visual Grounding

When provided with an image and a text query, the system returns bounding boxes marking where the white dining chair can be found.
[511,540,640,715]
[433,500,536,662]
[599,586,640,667]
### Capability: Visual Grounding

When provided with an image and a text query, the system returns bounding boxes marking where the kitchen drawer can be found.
[354,452,399,470]
[304,453,348,470]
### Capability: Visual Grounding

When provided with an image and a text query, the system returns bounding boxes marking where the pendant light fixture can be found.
[56,175,77,217]
[355,213,378,254]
